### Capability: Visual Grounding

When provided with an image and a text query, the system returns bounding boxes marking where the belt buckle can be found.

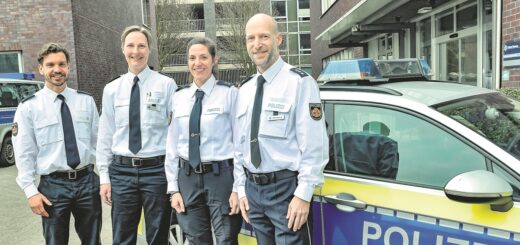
[132,158,142,167]
[193,164,203,174]
[68,170,77,180]
[252,174,268,185]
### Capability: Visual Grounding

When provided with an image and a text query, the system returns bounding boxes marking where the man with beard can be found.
[13,43,101,244]
[233,14,328,245]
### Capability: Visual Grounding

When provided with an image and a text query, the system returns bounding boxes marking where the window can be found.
[298,0,310,20]
[0,52,22,73]
[142,0,151,27]
[0,83,40,108]
[492,163,520,201]
[271,1,287,21]
[299,33,311,54]
[321,0,337,14]
[327,103,486,187]
[377,34,393,60]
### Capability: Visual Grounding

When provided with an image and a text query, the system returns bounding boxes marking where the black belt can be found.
[244,168,297,185]
[46,164,93,180]
[114,155,165,167]
[180,158,232,175]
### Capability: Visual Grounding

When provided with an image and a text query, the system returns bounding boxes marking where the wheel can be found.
[0,136,15,167]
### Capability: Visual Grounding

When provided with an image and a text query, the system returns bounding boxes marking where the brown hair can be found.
[37,43,70,65]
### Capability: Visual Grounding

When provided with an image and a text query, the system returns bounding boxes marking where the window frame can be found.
[141,0,151,28]
[0,51,23,73]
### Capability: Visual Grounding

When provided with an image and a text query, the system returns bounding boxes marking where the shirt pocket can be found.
[34,116,63,146]
[143,92,167,126]
[259,100,292,139]
[74,111,91,139]
[114,99,129,127]
[173,107,190,135]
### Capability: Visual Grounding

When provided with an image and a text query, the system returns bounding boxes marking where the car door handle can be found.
[323,193,367,211]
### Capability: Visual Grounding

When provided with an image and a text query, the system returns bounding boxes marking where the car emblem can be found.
[309,103,322,120]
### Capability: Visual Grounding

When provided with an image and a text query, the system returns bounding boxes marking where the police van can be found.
[0,74,43,167]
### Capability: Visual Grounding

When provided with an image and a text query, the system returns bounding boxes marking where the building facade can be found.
[158,0,311,84]
[312,0,520,88]
[0,0,159,105]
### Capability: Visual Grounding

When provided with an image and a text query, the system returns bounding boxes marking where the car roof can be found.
[376,81,496,106]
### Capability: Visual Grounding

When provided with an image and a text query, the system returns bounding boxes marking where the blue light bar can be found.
[0,72,35,80]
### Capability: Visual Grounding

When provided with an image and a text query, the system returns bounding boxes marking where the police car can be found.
[236,59,520,244]
[0,73,43,167]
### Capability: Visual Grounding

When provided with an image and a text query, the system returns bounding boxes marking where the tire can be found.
[0,136,15,167]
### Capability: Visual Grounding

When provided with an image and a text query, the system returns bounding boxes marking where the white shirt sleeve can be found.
[13,103,40,198]
[96,85,116,185]
[293,77,329,202]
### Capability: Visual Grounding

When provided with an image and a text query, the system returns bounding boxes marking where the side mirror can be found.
[444,170,513,212]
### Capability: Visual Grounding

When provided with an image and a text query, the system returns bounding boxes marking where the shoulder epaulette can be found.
[108,75,121,83]
[239,75,254,87]
[20,94,35,103]
[176,85,189,92]
[77,90,92,96]
[216,80,232,87]
[290,67,309,78]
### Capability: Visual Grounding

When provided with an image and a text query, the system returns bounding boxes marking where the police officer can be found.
[233,14,329,244]
[13,43,101,244]
[165,37,242,244]
[96,25,177,244]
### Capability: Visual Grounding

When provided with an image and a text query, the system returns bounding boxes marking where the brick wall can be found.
[71,0,160,107]
[502,0,520,88]
[0,0,78,87]
[0,0,159,108]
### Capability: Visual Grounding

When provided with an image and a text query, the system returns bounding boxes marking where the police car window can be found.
[331,104,487,188]
[0,84,20,107]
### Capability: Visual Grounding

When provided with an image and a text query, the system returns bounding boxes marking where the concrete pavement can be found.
[0,165,113,244]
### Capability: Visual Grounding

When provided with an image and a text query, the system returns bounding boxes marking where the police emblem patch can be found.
[12,122,18,136]
[309,103,322,120]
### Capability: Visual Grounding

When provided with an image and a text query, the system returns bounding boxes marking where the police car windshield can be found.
[434,93,520,160]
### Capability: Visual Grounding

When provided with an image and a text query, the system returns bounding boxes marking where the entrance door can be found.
[437,35,477,86]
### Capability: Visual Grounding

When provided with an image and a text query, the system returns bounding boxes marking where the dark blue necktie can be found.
[189,89,204,168]
[250,75,266,168]
[57,94,80,169]
[129,76,142,154]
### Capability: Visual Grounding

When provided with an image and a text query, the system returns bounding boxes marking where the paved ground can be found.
[0,165,113,244]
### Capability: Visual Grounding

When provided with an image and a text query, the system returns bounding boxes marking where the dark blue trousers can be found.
[39,169,102,245]
[109,162,171,245]
[245,176,311,245]
[176,162,242,245]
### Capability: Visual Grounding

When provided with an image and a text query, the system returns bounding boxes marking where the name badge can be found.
[268,115,285,121]
[145,91,164,104]
[265,101,291,112]
[205,106,223,114]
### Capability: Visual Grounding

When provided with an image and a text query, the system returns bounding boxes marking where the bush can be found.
[500,87,520,101]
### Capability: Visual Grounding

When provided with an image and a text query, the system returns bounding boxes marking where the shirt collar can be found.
[43,85,72,102]
[128,66,152,84]
[188,75,216,98]
[257,57,284,85]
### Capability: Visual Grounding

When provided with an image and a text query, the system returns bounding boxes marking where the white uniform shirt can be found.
[165,76,237,192]
[13,86,99,198]
[96,67,177,184]
[233,58,329,202]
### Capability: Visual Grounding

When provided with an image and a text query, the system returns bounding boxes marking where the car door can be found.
[313,101,520,245]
